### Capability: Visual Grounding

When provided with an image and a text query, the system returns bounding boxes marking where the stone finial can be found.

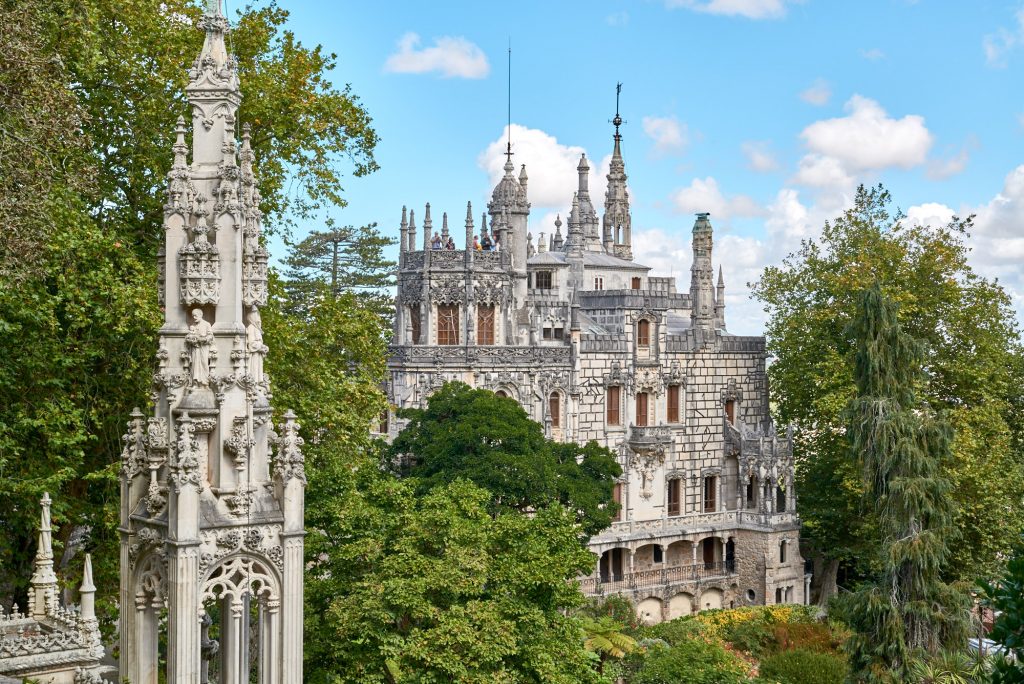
[79,554,96,623]
[519,164,528,192]
[480,212,488,237]
[30,492,58,619]
[399,205,408,252]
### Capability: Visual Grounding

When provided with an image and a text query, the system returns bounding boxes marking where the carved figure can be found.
[246,307,267,384]
[186,309,214,387]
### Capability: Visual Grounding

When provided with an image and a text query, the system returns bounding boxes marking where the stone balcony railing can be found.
[590,509,799,544]
[628,425,672,448]
[401,249,508,272]
[389,344,571,366]
[579,560,736,595]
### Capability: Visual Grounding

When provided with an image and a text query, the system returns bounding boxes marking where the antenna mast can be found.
[613,82,624,141]
[506,39,512,161]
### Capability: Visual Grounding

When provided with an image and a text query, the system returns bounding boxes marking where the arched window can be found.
[476,304,495,345]
[437,304,459,345]
[495,389,509,399]
[636,319,650,347]
[549,392,561,428]
[409,305,421,344]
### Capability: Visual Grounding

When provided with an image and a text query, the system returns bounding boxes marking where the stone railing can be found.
[628,425,672,447]
[578,560,735,595]
[592,509,798,542]
[401,249,509,272]
[389,344,571,366]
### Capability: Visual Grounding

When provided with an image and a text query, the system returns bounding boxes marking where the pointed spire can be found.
[172,116,188,167]
[519,164,528,192]
[690,212,716,330]
[399,205,408,252]
[424,202,434,239]
[577,154,590,196]
[79,553,96,623]
[481,212,488,237]
[553,214,564,250]
[30,492,58,619]
[715,265,726,330]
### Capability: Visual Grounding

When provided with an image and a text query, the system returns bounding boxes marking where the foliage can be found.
[580,615,638,674]
[983,535,1024,683]
[391,382,622,536]
[577,595,643,632]
[0,0,378,627]
[838,284,973,682]
[690,604,819,641]
[303,473,602,684]
[751,185,1024,593]
[758,648,849,684]
[907,649,991,684]
[282,224,396,319]
[628,637,750,684]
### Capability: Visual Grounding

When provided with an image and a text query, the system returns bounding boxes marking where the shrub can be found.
[771,622,835,653]
[758,648,849,684]
[631,638,750,684]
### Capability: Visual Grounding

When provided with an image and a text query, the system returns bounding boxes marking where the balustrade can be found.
[580,560,735,596]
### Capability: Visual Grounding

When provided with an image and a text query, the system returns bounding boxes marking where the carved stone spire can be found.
[425,202,435,241]
[79,553,97,623]
[690,212,716,330]
[603,96,632,260]
[715,265,726,330]
[30,492,58,619]
[399,205,408,253]
[465,201,473,246]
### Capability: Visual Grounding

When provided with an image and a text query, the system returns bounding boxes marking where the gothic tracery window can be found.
[437,304,459,345]
[476,304,495,345]
[409,305,421,344]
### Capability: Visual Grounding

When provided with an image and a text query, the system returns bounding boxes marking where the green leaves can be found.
[390,382,622,536]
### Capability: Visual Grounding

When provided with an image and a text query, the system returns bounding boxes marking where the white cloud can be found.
[665,0,792,19]
[800,78,831,106]
[384,32,489,79]
[478,125,610,213]
[642,116,688,155]
[860,48,885,61]
[606,11,630,26]
[742,141,778,172]
[800,95,933,171]
[671,177,762,219]
[926,146,970,180]
[983,8,1024,68]
[904,203,955,229]
[791,154,855,191]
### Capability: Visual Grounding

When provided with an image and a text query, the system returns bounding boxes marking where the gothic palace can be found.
[386,111,809,623]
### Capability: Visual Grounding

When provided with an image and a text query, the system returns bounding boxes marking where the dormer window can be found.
[535,271,553,290]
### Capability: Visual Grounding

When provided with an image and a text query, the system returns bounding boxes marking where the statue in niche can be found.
[246,306,267,384]
[186,308,214,387]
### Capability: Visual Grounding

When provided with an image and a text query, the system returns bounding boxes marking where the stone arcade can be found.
[117,1,305,682]
[386,107,809,623]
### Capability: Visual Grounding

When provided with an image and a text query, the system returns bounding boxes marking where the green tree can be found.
[390,382,622,536]
[580,615,637,675]
[751,185,1024,600]
[838,284,972,683]
[282,223,396,318]
[304,472,602,683]
[983,535,1024,683]
[0,0,379,622]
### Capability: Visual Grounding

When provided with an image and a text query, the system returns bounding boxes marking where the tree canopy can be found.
[837,284,972,682]
[751,185,1024,599]
[389,382,622,536]
[0,0,378,619]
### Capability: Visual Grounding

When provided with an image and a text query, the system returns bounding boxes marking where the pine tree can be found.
[840,284,973,682]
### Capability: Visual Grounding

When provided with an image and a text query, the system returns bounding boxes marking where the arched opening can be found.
[409,305,421,344]
[724,398,736,424]
[599,548,626,583]
[725,539,736,572]
[745,475,757,510]
[636,597,663,625]
[668,593,694,619]
[494,389,509,399]
[476,304,495,345]
[699,588,723,612]
[776,484,787,512]
[200,555,281,684]
[132,554,168,684]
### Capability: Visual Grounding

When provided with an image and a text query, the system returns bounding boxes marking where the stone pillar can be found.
[281,535,304,684]
[222,596,242,684]
[167,543,200,684]
[119,534,135,684]
[136,599,159,684]
[262,599,281,684]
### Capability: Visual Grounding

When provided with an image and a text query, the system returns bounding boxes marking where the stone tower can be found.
[118,1,305,682]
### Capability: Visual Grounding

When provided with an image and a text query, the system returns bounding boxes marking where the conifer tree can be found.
[840,284,973,682]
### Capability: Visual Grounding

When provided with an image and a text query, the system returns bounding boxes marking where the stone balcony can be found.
[590,509,799,546]
[401,249,509,272]
[628,424,672,448]
[579,560,736,596]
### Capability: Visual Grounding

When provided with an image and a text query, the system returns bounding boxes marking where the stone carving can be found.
[120,409,148,479]
[170,413,202,492]
[246,307,268,388]
[185,309,214,388]
[429,278,466,304]
[272,411,305,484]
[179,198,221,306]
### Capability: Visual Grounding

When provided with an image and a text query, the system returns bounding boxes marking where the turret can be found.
[575,154,601,250]
[603,87,632,260]
[689,212,716,330]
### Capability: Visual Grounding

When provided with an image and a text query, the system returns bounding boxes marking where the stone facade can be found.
[0,495,106,683]
[386,115,807,623]
[117,2,305,682]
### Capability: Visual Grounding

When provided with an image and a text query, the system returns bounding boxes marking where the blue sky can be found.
[260,0,1024,335]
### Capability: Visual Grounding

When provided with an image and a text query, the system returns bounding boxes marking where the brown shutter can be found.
[667,385,680,422]
[635,392,648,426]
[607,386,620,425]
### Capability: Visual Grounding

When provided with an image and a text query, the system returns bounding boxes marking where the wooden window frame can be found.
[635,392,649,427]
[535,271,553,290]
[703,475,717,513]
[476,304,495,345]
[611,483,623,522]
[437,304,459,345]
[549,392,561,428]
[631,277,641,290]
[636,318,651,347]
[606,386,621,426]
[667,479,681,516]
[667,384,680,423]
